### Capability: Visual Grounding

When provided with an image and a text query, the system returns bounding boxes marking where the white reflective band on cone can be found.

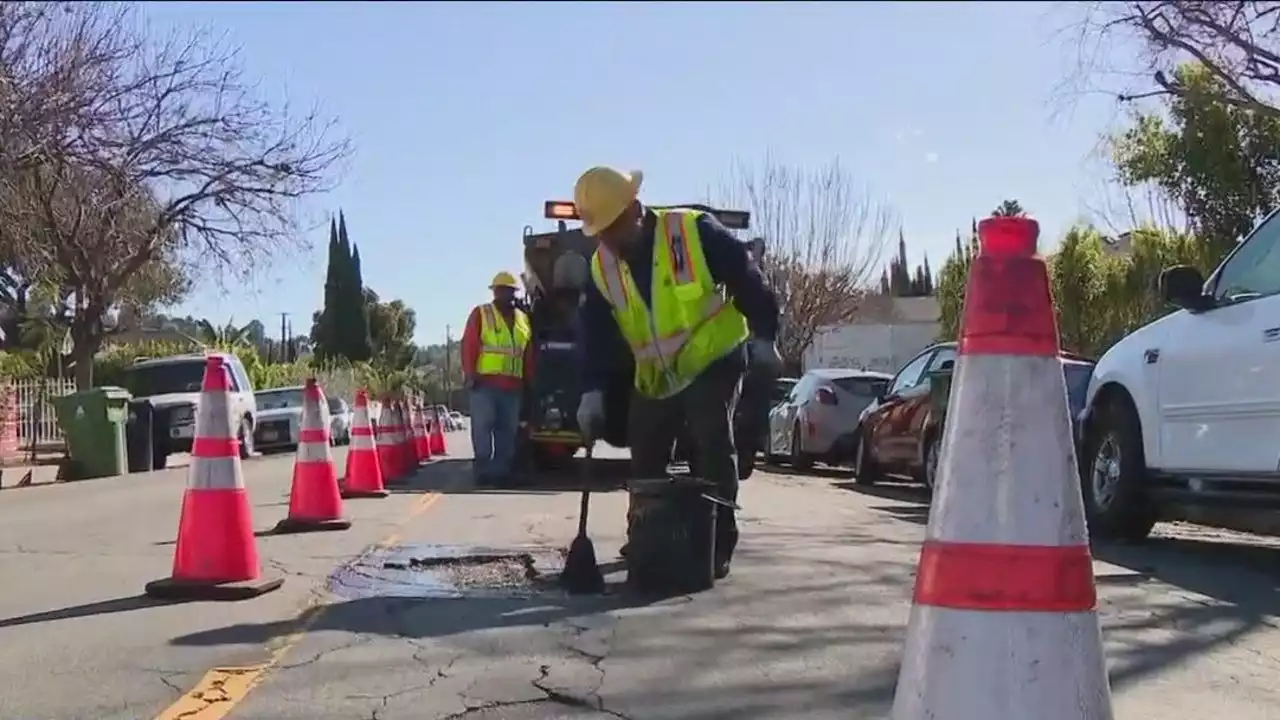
[927,355,1086,546]
[189,456,245,491]
[198,388,234,440]
[376,407,396,446]
[297,439,330,463]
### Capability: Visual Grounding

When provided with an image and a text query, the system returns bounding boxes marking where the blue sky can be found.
[148,1,1136,346]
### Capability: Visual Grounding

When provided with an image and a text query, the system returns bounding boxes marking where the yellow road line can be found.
[154,491,445,720]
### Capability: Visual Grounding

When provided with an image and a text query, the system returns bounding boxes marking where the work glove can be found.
[576,390,605,441]
[749,338,783,376]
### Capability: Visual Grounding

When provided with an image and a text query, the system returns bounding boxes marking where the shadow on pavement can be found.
[0,594,172,629]
[759,461,855,480]
[833,481,931,510]
[1093,531,1280,689]
[834,474,1280,693]
[1096,533,1280,613]
[378,458,473,495]
[392,456,631,496]
[167,582,660,649]
[165,538,910,718]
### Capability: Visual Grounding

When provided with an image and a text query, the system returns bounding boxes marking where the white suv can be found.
[1079,211,1280,541]
[121,353,259,469]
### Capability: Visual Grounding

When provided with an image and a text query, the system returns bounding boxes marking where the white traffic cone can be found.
[891,216,1114,720]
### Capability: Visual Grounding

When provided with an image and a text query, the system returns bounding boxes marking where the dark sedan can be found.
[853,341,1095,491]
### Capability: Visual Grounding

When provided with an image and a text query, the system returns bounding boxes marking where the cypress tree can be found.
[348,242,373,361]
[316,217,341,361]
[334,211,354,359]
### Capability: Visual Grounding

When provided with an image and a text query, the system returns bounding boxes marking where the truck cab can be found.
[517,200,755,475]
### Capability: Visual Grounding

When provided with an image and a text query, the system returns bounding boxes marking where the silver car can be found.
[253,386,306,451]
[327,396,352,445]
[767,369,891,470]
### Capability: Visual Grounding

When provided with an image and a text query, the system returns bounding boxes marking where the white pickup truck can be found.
[1078,210,1280,541]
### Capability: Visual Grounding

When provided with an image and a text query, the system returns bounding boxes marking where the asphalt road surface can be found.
[1,435,1279,719]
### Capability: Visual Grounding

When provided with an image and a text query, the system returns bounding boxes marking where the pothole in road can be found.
[327,543,566,600]
[386,553,537,590]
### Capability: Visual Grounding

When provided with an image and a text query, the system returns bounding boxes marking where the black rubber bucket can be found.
[626,476,732,595]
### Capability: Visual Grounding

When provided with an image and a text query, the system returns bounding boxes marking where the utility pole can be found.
[279,313,289,363]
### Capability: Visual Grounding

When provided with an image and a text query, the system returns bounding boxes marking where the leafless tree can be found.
[715,156,895,369]
[1066,1,1280,116]
[1075,136,1191,237]
[0,2,351,387]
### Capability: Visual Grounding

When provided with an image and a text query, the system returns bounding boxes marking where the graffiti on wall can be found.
[826,355,896,373]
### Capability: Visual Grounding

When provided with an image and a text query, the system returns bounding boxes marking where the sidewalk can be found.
[0,454,192,490]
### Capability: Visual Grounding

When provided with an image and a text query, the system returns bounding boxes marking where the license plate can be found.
[261,430,278,442]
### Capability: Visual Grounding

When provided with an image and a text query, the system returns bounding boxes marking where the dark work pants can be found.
[628,348,745,563]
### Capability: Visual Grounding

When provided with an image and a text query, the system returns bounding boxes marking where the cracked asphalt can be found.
[3,435,1280,719]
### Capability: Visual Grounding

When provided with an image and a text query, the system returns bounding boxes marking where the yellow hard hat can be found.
[573,166,644,237]
[490,271,519,289]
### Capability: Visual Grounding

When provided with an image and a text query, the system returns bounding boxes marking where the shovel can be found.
[559,444,606,595]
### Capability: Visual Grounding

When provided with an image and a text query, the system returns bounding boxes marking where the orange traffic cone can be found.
[394,401,415,472]
[273,379,351,534]
[891,217,1113,718]
[342,390,388,499]
[429,406,447,456]
[376,399,403,484]
[145,356,283,601]
[411,399,432,462]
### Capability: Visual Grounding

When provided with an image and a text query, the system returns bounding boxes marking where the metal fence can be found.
[0,366,371,455]
[10,377,79,449]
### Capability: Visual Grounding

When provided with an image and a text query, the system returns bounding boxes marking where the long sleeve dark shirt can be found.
[576,209,780,393]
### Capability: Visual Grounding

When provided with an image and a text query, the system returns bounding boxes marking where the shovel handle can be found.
[577,445,593,536]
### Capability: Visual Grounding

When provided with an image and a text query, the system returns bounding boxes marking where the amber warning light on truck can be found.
[544,201,579,220]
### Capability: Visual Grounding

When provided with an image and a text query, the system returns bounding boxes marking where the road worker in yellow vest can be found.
[461,271,532,486]
[573,166,782,580]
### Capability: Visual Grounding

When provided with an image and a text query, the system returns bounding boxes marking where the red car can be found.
[854,342,1095,490]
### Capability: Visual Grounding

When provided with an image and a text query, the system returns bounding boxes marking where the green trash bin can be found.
[52,387,132,480]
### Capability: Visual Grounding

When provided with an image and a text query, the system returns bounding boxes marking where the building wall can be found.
[801,296,942,374]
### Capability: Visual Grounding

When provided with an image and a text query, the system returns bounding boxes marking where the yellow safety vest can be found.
[590,209,749,399]
[476,304,530,378]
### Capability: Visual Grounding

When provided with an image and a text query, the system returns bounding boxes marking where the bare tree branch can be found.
[0,2,351,386]
[714,155,895,367]
[1066,1,1280,117]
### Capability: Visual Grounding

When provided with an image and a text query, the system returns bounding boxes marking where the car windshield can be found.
[122,360,207,397]
[833,376,889,397]
[327,397,344,413]
[256,389,304,410]
[1063,363,1094,412]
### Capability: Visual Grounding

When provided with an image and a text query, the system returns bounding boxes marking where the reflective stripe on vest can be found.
[477,304,530,378]
[590,209,749,398]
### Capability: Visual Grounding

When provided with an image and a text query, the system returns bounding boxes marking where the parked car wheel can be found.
[1081,397,1158,542]
[238,417,255,459]
[854,428,881,486]
[790,421,814,471]
[920,432,940,492]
